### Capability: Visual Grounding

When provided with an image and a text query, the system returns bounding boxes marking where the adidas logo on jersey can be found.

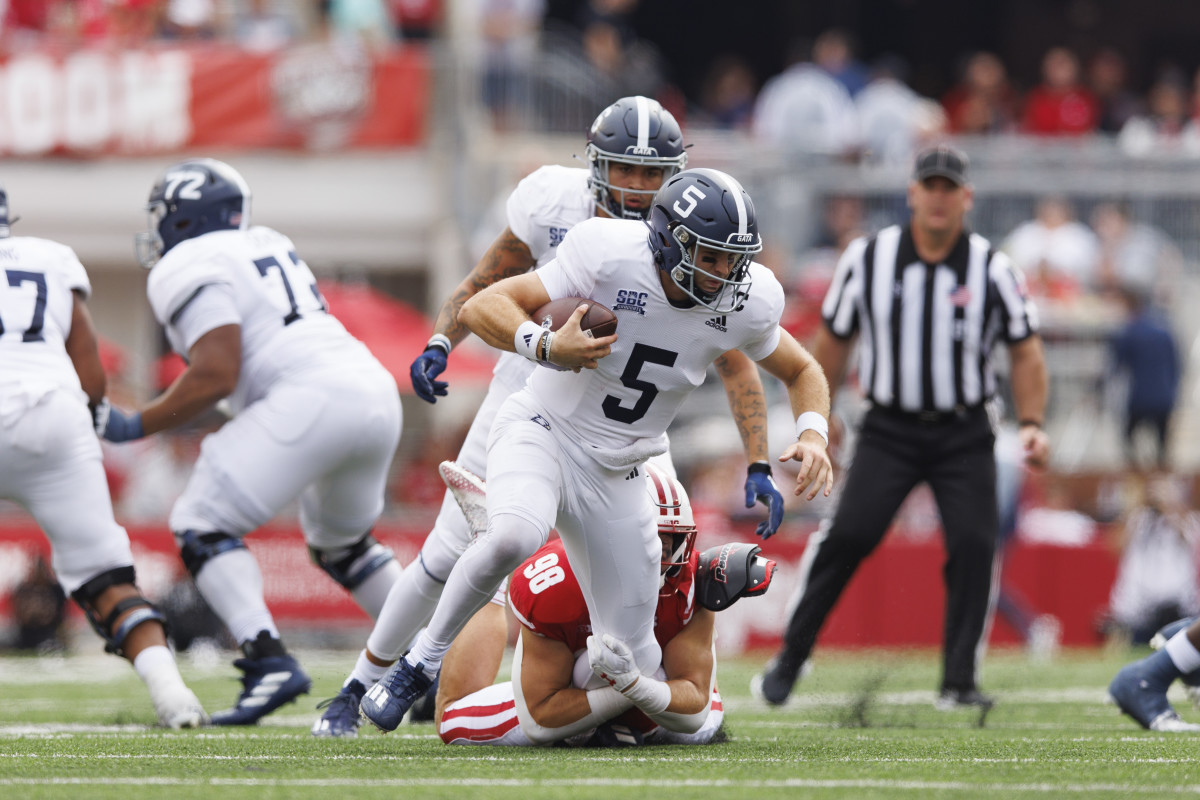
[705,315,728,332]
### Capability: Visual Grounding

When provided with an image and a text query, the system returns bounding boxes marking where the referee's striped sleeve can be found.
[988,248,1039,342]
[821,235,867,339]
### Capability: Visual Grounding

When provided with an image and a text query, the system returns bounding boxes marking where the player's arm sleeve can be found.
[50,243,91,299]
[506,169,550,259]
[170,283,242,352]
[532,219,603,301]
[511,631,632,745]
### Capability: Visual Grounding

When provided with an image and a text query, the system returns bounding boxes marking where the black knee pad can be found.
[177,529,247,578]
[71,567,166,657]
[308,532,395,590]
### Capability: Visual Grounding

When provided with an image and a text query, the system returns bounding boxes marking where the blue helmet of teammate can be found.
[135,158,251,268]
[646,168,762,313]
[586,96,688,221]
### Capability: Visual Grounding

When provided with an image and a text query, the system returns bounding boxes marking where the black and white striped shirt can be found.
[821,224,1039,413]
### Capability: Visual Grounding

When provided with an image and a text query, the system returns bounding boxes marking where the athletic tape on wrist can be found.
[621,674,672,715]
[795,411,829,446]
[426,334,451,355]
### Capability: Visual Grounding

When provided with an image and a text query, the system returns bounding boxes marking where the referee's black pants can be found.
[778,405,998,692]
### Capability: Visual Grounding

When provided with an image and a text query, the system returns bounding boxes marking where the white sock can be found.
[193,548,278,645]
[350,558,403,619]
[366,560,444,660]
[1166,630,1200,673]
[133,645,188,695]
[348,649,390,688]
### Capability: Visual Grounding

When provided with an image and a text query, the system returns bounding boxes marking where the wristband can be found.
[1018,419,1043,430]
[795,411,829,446]
[621,674,672,715]
[426,334,451,355]
[748,461,772,475]
[515,320,546,363]
[538,329,555,363]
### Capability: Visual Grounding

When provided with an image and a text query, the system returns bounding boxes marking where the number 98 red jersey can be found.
[508,538,698,654]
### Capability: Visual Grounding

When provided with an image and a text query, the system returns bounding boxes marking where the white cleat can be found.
[1149,710,1200,733]
[439,461,488,540]
[154,687,208,729]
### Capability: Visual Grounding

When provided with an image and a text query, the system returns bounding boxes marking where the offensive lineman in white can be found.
[313,97,784,736]
[96,159,403,725]
[359,167,833,729]
[0,190,205,728]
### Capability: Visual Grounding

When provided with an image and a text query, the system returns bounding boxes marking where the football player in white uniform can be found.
[0,190,205,728]
[357,167,834,731]
[97,159,403,725]
[435,462,775,748]
[314,96,783,736]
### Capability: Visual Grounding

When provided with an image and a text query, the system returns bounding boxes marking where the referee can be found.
[754,144,1050,710]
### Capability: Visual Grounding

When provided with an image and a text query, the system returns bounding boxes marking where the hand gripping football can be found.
[532,297,618,339]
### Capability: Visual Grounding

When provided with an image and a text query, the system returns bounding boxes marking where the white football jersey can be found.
[493,165,595,390]
[531,217,784,450]
[147,226,383,414]
[0,236,91,396]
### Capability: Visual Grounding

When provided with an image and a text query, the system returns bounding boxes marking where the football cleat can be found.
[407,674,440,723]
[583,722,645,748]
[210,655,312,726]
[1109,650,1200,732]
[934,688,995,711]
[439,461,488,540]
[153,686,208,730]
[750,657,810,706]
[312,679,368,738]
[359,656,434,733]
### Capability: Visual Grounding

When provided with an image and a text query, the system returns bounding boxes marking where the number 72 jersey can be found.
[147,225,375,413]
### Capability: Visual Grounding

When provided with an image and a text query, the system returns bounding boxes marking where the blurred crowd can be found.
[10,4,1200,163]
[0,0,437,50]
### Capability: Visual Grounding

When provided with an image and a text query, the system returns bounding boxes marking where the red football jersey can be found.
[508,539,697,653]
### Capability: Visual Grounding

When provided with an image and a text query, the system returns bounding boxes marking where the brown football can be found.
[532,297,618,339]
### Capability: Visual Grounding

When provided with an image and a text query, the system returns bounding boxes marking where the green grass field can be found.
[2,645,1199,799]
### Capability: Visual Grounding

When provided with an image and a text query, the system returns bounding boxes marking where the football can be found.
[532,297,618,339]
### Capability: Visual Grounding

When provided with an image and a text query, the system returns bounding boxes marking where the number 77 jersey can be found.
[528,216,785,451]
[147,225,374,413]
[0,236,92,396]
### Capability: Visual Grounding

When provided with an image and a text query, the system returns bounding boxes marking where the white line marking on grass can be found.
[3,777,1200,793]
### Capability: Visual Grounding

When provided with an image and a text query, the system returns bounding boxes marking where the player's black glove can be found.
[410,338,450,404]
[745,461,784,540]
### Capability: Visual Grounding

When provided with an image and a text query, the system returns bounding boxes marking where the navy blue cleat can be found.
[1108,650,1200,732]
[359,656,434,733]
[311,679,368,738]
[210,654,312,726]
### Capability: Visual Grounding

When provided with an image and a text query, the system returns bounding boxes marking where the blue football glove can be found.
[745,461,784,540]
[92,398,145,443]
[410,344,449,404]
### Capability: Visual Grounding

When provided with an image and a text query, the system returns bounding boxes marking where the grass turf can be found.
[2,645,1199,799]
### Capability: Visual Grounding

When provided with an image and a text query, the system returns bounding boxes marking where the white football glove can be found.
[587,633,640,694]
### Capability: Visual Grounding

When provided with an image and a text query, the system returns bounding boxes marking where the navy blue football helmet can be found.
[646,168,762,313]
[135,158,251,268]
[586,96,687,221]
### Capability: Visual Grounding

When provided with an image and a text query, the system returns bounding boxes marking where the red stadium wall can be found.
[0,45,428,156]
[0,520,1118,651]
